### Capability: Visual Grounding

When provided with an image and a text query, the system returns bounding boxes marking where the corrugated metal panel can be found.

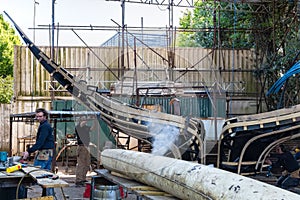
[52,100,77,158]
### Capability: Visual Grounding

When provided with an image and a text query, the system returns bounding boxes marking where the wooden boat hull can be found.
[218,104,300,174]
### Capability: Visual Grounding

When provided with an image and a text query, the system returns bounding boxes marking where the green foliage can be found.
[177,2,262,48]
[0,75,13,103]
[262,30,300,110]
[177,1,300,110]
[177,10,200,47]
[0,14,21,104]
[0,14,21,77]
[251,1,300,109]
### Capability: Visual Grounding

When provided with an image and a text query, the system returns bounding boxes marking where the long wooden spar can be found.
[102,149,300,200]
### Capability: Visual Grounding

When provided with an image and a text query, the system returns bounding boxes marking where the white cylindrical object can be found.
[101,149,299,200]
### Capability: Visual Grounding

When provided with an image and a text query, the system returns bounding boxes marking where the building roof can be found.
[101,31,169,47]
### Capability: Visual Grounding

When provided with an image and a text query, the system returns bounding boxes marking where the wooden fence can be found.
[14,46,259,98]
[0,104,12,152]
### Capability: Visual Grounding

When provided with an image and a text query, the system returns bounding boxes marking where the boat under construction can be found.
[3,1,300,198]
[6,9,300,167]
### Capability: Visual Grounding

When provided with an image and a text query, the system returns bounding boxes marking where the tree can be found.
[177,1,257,48]
[252,1,300,110]
[177,1,300,110]
[0,75,13,103]
[0,14,21,103]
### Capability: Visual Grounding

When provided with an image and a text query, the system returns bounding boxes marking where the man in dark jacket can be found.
[267,144,300,189]
[23,108,55,196]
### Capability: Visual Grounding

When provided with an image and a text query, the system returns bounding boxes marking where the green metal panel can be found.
[113,96,226,118]
[215,97,226,118]
[52,100,115,160]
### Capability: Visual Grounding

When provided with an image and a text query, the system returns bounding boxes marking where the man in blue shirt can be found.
[23,108,55,196]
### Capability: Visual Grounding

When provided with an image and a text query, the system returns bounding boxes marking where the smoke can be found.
[148,122,180,156]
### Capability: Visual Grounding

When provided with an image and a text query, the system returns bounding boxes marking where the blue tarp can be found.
[267,61,300,96]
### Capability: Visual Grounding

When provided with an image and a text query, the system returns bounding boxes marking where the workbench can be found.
[0,166,69,200]
[22,166,69,188]
[0,168,37,199]
[94,169,179,200]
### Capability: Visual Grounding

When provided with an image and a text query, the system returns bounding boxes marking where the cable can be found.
[15,168,65,200]
[16,168,42,200]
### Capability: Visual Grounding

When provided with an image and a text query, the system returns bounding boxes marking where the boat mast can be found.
[168,0,175,81]
[121,0,125,78]
[50,0,56,109]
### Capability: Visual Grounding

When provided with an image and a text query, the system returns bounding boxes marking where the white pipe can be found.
[101,149,299,200]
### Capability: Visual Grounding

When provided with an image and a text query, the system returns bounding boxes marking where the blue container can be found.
[0,152,7,162]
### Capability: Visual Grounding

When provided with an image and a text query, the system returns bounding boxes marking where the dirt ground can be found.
[26,162,137,200]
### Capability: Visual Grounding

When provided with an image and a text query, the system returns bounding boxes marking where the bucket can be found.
[94,185,121,200]
[0,152,7,162]
[83,183,91,198]
[92,177,121,200]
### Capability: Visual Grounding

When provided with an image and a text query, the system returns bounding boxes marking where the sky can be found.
[1,0,190,46]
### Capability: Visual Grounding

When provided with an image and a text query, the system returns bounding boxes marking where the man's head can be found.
[275,144,287,154]
[79,116,87,127]
[35,108,48,123]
